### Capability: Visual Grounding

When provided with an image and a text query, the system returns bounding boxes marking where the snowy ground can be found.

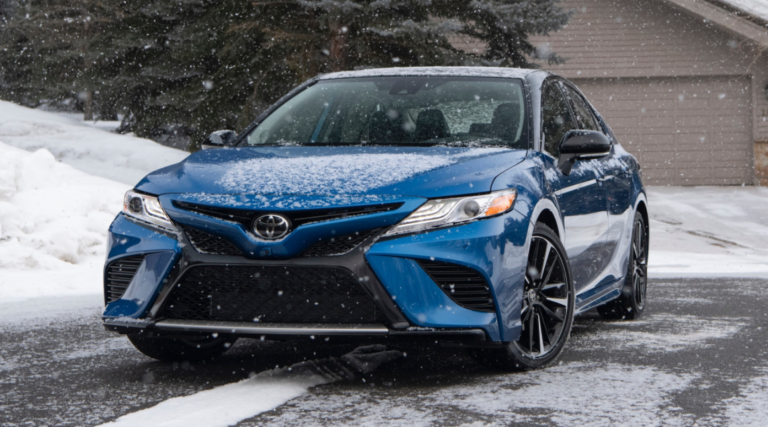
[648,186,768,278]
[1,102,767,426]
[2,277,766,426]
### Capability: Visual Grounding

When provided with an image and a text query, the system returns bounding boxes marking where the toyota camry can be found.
[103,67,649,370]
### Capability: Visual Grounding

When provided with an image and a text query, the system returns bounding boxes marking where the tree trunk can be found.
[328,20,347,72]
[83,89,93,121]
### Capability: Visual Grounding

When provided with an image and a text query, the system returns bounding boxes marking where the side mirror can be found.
[557,130,611,175]
[202,130,237,149]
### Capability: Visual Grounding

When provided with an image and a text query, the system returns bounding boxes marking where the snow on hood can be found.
[136,146,527,198]
[218,148,508,195]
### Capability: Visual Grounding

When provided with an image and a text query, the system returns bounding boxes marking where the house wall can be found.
[450,0,768,184]
[571,75,753,185]
[752,54,768,185]
[525,0,767,185]
[529,0,755,79]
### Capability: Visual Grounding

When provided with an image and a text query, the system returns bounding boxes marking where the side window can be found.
[541,82,577,157]
[561,85,600,131]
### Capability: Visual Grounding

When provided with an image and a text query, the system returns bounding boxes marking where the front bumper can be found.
[103,317,495,346]
[103,205,529,343]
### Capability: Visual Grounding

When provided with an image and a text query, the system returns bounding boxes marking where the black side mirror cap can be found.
[557,130,611,175]
[202,130,237,149]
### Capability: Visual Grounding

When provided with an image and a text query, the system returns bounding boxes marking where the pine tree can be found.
[1,0,571,150]
[0,0,116,118]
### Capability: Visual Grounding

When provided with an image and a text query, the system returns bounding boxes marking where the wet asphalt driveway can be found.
[1,277,766,426]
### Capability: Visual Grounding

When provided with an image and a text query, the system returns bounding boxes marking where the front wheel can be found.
[470,223,575,371]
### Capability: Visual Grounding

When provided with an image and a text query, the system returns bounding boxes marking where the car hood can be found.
[135,146,527,198]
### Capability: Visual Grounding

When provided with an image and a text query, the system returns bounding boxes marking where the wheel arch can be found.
[534,208,560,238]
[525,196,565,246]
[635,197,649,236]
[634,191,649,241]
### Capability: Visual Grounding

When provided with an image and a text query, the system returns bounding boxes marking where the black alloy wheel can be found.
[469,223,575,371]
[598,211,648,320]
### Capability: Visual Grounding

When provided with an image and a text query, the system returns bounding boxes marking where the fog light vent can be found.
[105,254,146,304]
[416,259,495,313]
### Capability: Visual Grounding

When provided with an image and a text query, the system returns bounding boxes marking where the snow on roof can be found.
[717,0,768,23]
[320,67,538,80]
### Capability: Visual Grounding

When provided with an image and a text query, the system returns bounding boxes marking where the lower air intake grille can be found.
[105,255,146,304]
[163,265,385,324]
[301,228,381,257]
[416,260,495,313]
[185,227,242,256]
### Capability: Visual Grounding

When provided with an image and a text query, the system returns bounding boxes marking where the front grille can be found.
[302,228,381,257]
[173,201,402,230]
[162,265,386,324]
[105,255,146,304]
[185,227,242,256]
[416,260,495,312]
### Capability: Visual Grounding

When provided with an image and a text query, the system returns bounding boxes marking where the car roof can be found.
[318,66,543,80]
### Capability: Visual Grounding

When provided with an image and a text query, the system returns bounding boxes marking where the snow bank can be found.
[647,186,768,277]
[719,0,768,22]
[0,142,127,300]
[0,100,188,185]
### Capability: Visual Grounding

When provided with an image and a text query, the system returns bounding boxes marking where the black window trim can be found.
[559,81,614,143]
[539,77,617,159]
[539,77,578,158]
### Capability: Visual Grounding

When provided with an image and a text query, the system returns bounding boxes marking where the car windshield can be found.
[243,77,528,148]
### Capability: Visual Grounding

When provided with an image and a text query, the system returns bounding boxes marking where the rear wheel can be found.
[597,211,648,320]
[127,334,236,362]
[470,223,575,371]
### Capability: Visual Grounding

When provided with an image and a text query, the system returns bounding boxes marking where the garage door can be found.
[573,77,752,185]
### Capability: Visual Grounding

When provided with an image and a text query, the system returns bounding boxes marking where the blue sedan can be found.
[103,67,649,370]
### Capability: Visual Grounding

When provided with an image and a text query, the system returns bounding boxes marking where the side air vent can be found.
[184,227,242,256]
[302,228,381,257]
[416,260,495,313]
[105,255,146,304]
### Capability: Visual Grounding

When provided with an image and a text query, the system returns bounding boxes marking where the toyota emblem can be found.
[252,214,291,240]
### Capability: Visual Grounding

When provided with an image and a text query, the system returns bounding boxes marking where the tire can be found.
[127,334,236,362]
[597,210,648,320]
[470,223,575,371]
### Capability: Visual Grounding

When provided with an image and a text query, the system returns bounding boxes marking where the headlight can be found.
[122,190,176,231]
[384,189,517,236]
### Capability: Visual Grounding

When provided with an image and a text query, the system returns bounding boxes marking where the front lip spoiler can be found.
[103,318,490,342]
[155,319,389,336]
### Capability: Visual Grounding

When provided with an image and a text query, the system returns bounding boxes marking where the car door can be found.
[542,81,610,292]
[593,114,633,269]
